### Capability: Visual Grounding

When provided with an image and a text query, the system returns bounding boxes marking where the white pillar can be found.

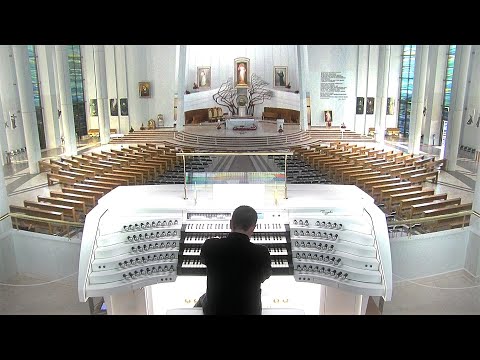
[55,45,78,156]
[297,45,310,131]
[0,159,12,233]
[462,45,480,151]
[0,96,9,166]
[115,45,129,134]
[423,45,448,146]
[374,45,391,145]
[93,45,110,145]
[36,45,61,149]
[12,45,41,174]
[444,45,472,170]
[408,45,429,155]
[175,45,187,132]
[0,45,25,152]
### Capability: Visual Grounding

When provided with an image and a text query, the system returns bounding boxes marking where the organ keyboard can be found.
[78,184,392,314]
[178,211,292,276]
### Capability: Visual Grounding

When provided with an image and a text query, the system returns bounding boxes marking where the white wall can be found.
[461,45,480,149]
[186,45,299,93]
[465,230,480,277]
[0,231,17,282]
[390,228,468,281]
[12,230,80,280]
[308,45,359,128]
[146,45,177,128]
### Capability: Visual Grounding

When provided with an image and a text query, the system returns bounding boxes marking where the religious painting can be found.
[366,97,375,115]
[324,110,333,124]
[89,99,98,117]
[386,97,395,115]
[120,98,129,116]
[234,57,250,88]
[139,81,151,98]
[110,98,118,116]
[197,66,211,89]
[274,66,288,87]
[356,97,364,114]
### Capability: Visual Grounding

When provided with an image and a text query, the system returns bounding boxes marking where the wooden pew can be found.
[422,203,473,231]
[84,179,119,189]
[24,200,78,222]
[50,190,96,209]
[38,195,88,215]
[356,174,391,188]
[79,164,105,176]
[50,159,71,170]
[389,165,416,177]
[68,167,96,178]
[363,178,402,192]
[104,171,138,185]
[61,187,103,204]
[370,181,411,198]
[388,189,438,215]
[408,170,439,184]
[58,170,86,182]
[408,198,462,219]
[398,193,448,216]
[376,184,422,203]
[10,204,65,235]
[47,173,77,186]
[93,176,129,186]
[72,183,111,195]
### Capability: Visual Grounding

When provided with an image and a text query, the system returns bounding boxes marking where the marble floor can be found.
[1,134,479,315]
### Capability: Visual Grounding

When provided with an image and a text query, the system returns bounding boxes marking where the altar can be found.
[226,117,257,130]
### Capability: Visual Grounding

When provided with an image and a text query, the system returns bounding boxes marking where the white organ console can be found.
[78,184,392,315]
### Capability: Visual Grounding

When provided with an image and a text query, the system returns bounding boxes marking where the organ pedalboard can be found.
[178,211,292,275]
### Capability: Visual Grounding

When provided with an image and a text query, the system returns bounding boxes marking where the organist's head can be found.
[230,205,258,238]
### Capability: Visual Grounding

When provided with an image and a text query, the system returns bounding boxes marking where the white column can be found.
[93,45,110,145]
[423,45,448,146]
[444,45,472,170]
[55,45,77,156]
[408,45,429,155]
[0,158,12,232]
[37,45,61,149]
[0,96,9,166]
[0,45,25,152]
[374,45,391,145]
[175,45,187,132]
[115,45,129,133]
[12,45,41,174]
[297,45,310,131]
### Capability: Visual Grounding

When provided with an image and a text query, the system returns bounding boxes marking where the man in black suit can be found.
[195,205,272,315]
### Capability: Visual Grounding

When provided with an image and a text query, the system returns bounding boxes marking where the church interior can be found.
[0,45,479,315]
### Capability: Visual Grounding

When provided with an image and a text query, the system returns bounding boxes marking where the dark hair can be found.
[231,205,257,231]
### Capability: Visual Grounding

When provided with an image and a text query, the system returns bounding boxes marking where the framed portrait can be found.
[120,98,129,116]
[89,99,98,117]
[197,66,211,89]
[356,97,364,114]
[366,97,375,114]
[139,82,151,98]
[234,57,250,88]
[274,66,288,87]
[386,97,395,115]
[324,110,333,123]
[110,98,118,116]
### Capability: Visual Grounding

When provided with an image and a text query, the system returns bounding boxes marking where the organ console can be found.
[78,183,392,315]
